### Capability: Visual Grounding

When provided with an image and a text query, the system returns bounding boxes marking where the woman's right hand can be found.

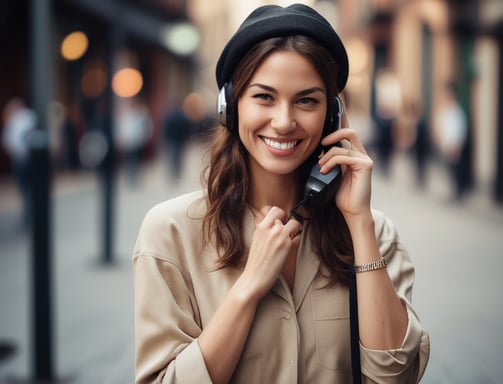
[198,204,301,384]
[238,206,301,300]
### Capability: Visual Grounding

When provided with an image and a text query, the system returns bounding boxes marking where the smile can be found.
[261,137,299,150]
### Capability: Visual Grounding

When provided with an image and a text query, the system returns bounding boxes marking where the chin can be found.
[259,161,302,177]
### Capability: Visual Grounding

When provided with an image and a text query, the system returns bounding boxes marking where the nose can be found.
[270,103,296,133]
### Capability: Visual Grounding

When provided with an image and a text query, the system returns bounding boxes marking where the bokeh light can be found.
[60,31,89,61]
[111,68,143,98]
[162,22,200,56]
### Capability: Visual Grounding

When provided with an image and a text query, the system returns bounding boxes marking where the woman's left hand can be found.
[318,128,374,220]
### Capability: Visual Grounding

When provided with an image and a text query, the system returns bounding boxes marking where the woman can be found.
[133,4,430,383]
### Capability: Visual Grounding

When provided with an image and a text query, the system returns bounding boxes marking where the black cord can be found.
[350,271,362,383]
[290,198,309,224]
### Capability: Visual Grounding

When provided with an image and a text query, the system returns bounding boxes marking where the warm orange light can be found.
[111,68,143,98]
[61,31,88,61]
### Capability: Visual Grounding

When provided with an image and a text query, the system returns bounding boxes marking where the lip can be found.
[261,136,299,149]
[260,136,300,156]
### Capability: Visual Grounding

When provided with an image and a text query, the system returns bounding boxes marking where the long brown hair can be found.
[203,36,354,284]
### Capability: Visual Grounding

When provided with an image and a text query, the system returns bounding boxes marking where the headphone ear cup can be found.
[323,96,342,136]
[217,82,235,130]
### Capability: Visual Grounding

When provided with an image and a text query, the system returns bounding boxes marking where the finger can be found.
[291,233,302,247]
[344,131,368,155]
[321,128,368,156]
[259,206,287,226]
[259,205,272,218]
[319,151,373,175]
[284,218,302,239]
[318,144,361,168]
[341,139,353,150]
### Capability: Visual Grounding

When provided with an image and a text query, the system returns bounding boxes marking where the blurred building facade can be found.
[0,0,199,173]
[189,0,503,203]
[1,0,503,202]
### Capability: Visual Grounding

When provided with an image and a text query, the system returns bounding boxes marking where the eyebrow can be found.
[247,83,326,96]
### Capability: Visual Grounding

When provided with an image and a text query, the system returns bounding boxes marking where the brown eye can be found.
[297,97,318,105]
[253,93,272,101]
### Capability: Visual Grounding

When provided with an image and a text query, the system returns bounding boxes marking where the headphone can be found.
[217,82,342,135]
[217,82,235,129]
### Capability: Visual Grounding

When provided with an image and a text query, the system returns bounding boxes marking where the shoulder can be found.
[133,190,207,262]
[371,209,399,244]
[143,190,206,225]
[371,209,407,263]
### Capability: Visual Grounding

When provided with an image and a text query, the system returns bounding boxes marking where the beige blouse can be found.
[133,190,430,383]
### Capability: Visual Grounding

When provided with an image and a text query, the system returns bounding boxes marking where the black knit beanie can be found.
[215,3,349,92]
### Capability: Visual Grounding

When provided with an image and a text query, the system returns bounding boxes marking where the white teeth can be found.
[263,137,298,150]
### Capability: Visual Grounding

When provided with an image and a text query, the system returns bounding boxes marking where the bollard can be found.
[100,113,115,264]
[496,33,503,203]
[28,130,54,381]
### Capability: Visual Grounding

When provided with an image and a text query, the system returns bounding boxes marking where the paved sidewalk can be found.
[1,142,502,383]
[0,142,207,383]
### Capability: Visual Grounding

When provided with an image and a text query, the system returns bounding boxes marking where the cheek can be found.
[238,103,268,134]
[237,102,250,131]
[304,114,325,141]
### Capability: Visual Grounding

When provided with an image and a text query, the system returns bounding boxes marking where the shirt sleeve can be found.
[359,211,430,383]
[132,202,213,384]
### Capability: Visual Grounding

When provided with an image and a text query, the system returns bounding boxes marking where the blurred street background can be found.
[1,0,503,383]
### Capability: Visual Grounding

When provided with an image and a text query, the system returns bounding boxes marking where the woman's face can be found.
[237,49,327,178]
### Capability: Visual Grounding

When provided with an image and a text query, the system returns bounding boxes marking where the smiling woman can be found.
[132,4,430,384]
[237,49,326,175]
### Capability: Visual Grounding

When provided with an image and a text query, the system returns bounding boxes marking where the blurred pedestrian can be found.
[115,97,153,185]
[373,69,401,177]
[48,101,80,171]
[133,4,429,384]
[373,112,394,176]
[2,98,37,226]
[61,110,80,171]
[435,82,468,199]
[163,100,192,180]
[408,101,430,188]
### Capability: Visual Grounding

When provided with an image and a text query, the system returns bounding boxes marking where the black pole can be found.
[99,25,122,265]
[30,0,54,380]
[101,109,115,264]
[495,30,503,203]
[28,132,53,381]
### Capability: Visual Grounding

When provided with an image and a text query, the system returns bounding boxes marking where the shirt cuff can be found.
[359,302,429,380]
[170,340,213,384]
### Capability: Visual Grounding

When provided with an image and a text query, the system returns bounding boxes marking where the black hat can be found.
[215,3,349,92]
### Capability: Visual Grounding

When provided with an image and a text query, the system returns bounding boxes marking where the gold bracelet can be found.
[353,257,387,273]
